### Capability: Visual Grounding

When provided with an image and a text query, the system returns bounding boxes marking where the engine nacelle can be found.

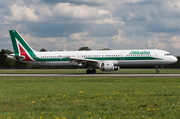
[99,62,119,71]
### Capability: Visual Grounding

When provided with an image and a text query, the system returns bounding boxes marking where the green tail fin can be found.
[9,30,36,61]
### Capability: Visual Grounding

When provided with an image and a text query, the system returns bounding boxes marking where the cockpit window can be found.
[164,53,172,56]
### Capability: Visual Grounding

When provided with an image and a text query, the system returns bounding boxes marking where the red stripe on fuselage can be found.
[18,44,33,61]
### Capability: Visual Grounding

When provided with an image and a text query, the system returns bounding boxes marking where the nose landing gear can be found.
[155,65,159,74]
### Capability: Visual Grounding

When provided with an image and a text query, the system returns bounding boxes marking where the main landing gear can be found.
[155,65,159,74]
[86,68,96,74]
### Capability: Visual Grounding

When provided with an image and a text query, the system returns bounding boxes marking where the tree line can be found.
[0,48,179,69]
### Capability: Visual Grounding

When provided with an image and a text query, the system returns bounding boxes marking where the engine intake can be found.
[99,62,119,71]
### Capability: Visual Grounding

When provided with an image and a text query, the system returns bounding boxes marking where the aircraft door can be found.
[120,54,124,62]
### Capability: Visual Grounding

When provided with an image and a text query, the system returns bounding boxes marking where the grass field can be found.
[0,76,180,119]
[0,69,180,74]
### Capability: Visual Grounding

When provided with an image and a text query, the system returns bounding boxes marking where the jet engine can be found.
[99,62,119,71]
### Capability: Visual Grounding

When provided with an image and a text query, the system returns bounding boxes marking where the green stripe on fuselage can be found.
[35,56,162,62]
[124,57,161,60]
[87,57,162,60]
[36,58,69,61]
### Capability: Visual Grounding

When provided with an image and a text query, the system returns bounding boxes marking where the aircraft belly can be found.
[44,61,75,66]
[118,60,162,66]
[24,61,76,66]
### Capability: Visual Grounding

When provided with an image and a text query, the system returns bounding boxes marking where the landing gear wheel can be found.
[91,68,96,74]
[156,70,159,74]
[86,69,91,74]
[86,69,96,74]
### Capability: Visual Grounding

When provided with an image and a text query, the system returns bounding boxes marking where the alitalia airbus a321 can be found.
[7,30,177,74]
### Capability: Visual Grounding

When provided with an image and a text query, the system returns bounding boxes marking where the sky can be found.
[0,0,180,56]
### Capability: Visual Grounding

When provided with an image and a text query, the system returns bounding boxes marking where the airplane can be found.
[7,30,177,74]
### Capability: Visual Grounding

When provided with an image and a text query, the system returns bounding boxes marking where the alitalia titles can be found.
[129,51,150,55]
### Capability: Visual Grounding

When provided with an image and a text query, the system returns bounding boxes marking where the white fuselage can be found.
[15,49,177,67]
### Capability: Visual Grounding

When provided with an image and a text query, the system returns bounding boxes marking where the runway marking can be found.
[0,74,180,77]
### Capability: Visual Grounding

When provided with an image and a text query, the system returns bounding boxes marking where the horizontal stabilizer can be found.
[5,54,25,60]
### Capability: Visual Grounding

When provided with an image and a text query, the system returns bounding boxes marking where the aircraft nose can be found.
[172,56,178,63]
[175,57,178,62]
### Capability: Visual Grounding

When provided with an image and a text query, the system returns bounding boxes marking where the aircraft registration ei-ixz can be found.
[7,30,177,74]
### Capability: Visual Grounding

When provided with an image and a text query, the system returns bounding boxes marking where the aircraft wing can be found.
[68,57,99,66]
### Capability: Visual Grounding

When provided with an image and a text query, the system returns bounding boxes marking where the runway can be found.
[0,73,180,77]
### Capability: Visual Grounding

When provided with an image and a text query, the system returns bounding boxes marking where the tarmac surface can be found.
[0,73,180,77]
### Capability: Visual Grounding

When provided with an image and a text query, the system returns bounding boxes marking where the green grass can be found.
[0,77,180,118]
[0,69,180,74]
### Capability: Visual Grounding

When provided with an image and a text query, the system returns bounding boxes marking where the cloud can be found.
[52,3,123,25]
[54,3,96,19]
[1,0,180,56]
[19,31,107,51]
[93,17,124,25]
[169,35,180,49]
[41,0,145,6]
[111,0,145,5]
[159,0,180,18]
[41,0,107,6]
[11,2,124,26]
[25,22,89,37]
[111,30,125,44]
[21,33,68,51]
[149,11,158,19]
[70,31,90,40]
[111,30,137,46]
[4,4,39,22]
[145,20,180,33]
[147,37,168,50]
[69,31,109,50]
